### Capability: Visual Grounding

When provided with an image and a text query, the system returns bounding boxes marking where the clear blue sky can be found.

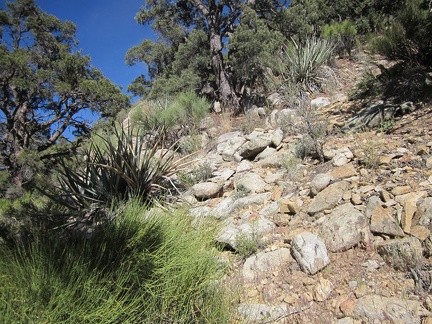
[1,0,154,97]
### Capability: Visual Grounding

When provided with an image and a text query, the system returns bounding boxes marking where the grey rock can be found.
[217,131,243,144]
[353,295,430,323]
[232,192,273,211]
[243,248,292,281]
[254,147,277,162]
[320,203,368,252]
[234,172,266,194]
[192,182,223,200]
[210,196,235,220]
[291,231,330,275]
[311,97,331,109]
[213,101,222,113]
[310,173,333,196]
[376,237,423,271]
[267,92,284,107]
[217,135,247,161]
[237,303,286,323]
[238,132,273,159]
[236,160,254,173]
[308,181,350,215]
[332,147,354,167]
[370,204,405,237]
[365,196,382,220]
[259,201,280,216]
[271,128,284,147]
[413,197,432,227]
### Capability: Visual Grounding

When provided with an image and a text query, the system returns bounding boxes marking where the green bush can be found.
[0,200,234,323]
[49,126,181,214]
[322,20,357,57]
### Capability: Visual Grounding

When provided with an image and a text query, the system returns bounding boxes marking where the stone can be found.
[365,196,382,219]
[332,147,354,167]
[238,132,272,159]
[320,203,368,252]
[217,135,247,161]
[340,299,357,317]
[329,163,358,179]
[310,173,333,196]
[234,172,266,194]
[424,235,432,258]
[410,225,430,241]
[236,160,253,173]
[254,147,277,161]
[313,276,333,302]
[213,101,222,113]
[271,128,284,147]
[353,295,430,322]
[217,131,243,144]
[413,197,432,227]
[403,192,427,233]
[243,248,292,281]
[278,197,301,215]
[192,182,223,200]
[311,97,331,109]
[232,193,273,211]
[351,193,362,205]
[376,237,423,271]
[237,303,286,323]
[391,185,412,196]
[308,181,350,215]
[211,196,235,220]
[370,205,405,237]
[291,231,330,275]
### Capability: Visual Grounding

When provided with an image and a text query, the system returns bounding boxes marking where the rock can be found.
[365,196,382,219]
[410,225,430,241]
[370,204,405,237]
[313,276,333,302]
[217,134,247,161]
[243,248,292,281]
[291,231,330,275]
[278,197,301,215]
[217,131,243,144]
[308,181,350,215]
[234,172,266,194]
[211,196,235,220]
[320,203,368,252]
[238,131,273,159]
[232,193,273,211]
[376,237,423,271]
[267,93,284,107]
[237,303,286,323]
[213,101,222,113]
[271,128,284,147]
[310,173,333,196]
[311,97,331,109]
[413,197,432,228]
[340,299,357,317]
[236,160,253,173]
[424,235,432,257]
[192,182,223,200]
[402,191,428,233]
[254,147,277,161]
[391,185,412,196]
[353,295,430,323]
[329,163,358,179]
[332,147,354,167]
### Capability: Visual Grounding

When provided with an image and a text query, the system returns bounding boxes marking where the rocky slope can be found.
[165,59,432,323]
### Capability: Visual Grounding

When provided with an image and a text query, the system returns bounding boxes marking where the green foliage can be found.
[322,20,357,57]
[371,0,432,67]
[235,222,265,258]
[0,200,234,322]
[49,126,180,213]
[273,37,335,94]
[178,163,213,188]
[0,0,129,189]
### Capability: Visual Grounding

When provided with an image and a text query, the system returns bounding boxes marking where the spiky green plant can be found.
[50,126,183,212]
[282,37,335,92]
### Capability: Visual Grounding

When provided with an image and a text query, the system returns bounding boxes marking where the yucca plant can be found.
[283,37,336,92]
[50,126,183,213]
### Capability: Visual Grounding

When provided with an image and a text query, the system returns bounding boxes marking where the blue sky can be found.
[1,0,153,97]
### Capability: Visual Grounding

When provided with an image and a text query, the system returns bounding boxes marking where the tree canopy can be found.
[126,0,287,113]
[0,0,130,188]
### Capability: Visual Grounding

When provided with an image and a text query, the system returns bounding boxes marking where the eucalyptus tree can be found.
[0,0,129,188]
[127,0,287,113]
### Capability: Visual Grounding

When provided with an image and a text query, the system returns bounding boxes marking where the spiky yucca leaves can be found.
[282,37,335,92]
[53,126,182,212]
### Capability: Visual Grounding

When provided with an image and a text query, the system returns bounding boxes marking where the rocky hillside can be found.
[162,58,432,323]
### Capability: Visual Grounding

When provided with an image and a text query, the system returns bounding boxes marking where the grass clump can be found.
[0,200,234,323]
[178,162,213,188]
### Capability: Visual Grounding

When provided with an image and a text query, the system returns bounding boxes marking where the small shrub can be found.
[322,20,357,57]
[0,201,235,322]
[178,163,213,188]
[235,223,263,258]
[282,37,336,93]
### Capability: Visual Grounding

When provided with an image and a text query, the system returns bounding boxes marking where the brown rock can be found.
[278,198,300,215]
[370,205,405,237]
[391,185,412,196]
[410,225,431,241]
[314,276,333,302]
[351,193,362,205]
[340,299,357,317]
[380,190,393,203]
[402,192,428,233]
[329,163,358,180]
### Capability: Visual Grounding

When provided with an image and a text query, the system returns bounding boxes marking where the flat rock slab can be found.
[243,248,292,281]
[370,204,405,237]
[192,182,223,200]
[320,203,368,252]
[234,172,266,194]
[308,181,350,215]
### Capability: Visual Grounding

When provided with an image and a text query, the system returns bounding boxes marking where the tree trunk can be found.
[209,30,242,114]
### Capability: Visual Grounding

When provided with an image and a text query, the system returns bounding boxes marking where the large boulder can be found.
[320,203,368,252]
[376,237,423,271]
